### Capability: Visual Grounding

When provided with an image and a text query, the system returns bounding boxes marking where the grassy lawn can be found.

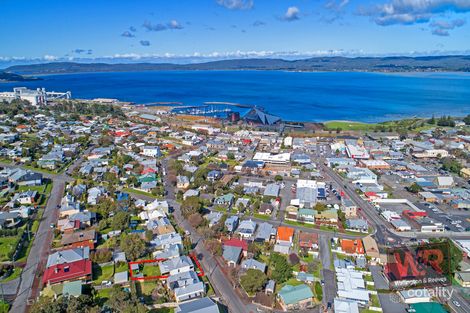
[17,184,48,193]
[0,300,9,313]
[21,165,58,175]
[370,294,381,307]
[364,275,373,282]
[253,213,271,220]
[0,236,20,261]
[1,267,22,283]
[284,220,314,228]
[142,264,161,277]
[122,187,157,199]
[324,121,378,131]
[115,262,128,273]
[93,264,115,285]
[96,287,112,301]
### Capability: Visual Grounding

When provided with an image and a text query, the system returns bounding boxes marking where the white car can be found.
[453,300,461,307]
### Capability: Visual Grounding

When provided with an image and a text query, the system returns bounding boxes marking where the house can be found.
[235,219,257,238]
[340,239,365,256]
[60,229,96,250]
[258,203,274,215]
[87,187,105,205]
[455,272,470,288]
[277,284,313,311]
[42,247,92,285]
[434,176,454,188]
[207,170,222,182]
[59,195,81,218]
[346,219,368,233]
[265,280,275,294]
[274,226,294,255]
[159,256,194,276]
[297,208,315,224]
[334,298,359,313]
[298,232,318,252]
[114,271,129,286]
[16,172,42,186]
[175,297,221,313]
[224,215,239,232]
[399,289,431,304]
[183,189,199,200]
[177,176,190,189]
[222,245,242,267]
[214,193,234,207]
[341,198,357,218]
[42,280,84,299]
[168,270,205,302]
[336,267,370,305]
[264,183,280,197]
[254,222,276,243]
[241,259,266,273]
[141,146,161,158]
[0,212,21,229]
[16,190,38,205]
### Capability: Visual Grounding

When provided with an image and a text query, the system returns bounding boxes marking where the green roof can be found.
[62,280,83,297]
[138,173,157,183]
[298,208,316,216]
[278,284,313,305]
[410,302,447,313]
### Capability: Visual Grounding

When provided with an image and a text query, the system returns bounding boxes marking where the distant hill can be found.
[5,55,470,74]
[0,71,41,82]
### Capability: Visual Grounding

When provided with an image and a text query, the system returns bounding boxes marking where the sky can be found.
[1,0,470,65]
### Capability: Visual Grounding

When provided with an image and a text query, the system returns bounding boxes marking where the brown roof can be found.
[61,229,96,245]
[298,232,318,245]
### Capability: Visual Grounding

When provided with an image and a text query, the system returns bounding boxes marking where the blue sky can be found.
[1,0,470,64]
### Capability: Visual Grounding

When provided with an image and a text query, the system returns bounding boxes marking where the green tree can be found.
[120,233,146,261]
[240,269,268,294]
[274,175,283,182]
[226,152,235,160]
[181,196,202,218]
[407,182,423,194]
[111,211,129,231]
[269,253,292,283]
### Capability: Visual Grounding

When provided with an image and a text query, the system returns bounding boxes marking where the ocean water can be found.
[1,70,469,122]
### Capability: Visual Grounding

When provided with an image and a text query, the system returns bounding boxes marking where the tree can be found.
[240,269,267,294]
[463,114,470,125]
[205,239,222,256]
[274,175,283,182]
[120,233,146,260]
[181,196,202,218]
[188,212,203,228]
[441,157,462,174]
[111,211,129,231]
[107,285,146,313]
[428,115,436,125]
[227,152,235,160]
[314,202,328,212]
[407,182,423,194]
[269,253,292,283]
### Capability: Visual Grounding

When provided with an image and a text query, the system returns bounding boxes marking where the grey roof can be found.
[241,259,266,272]
[264,183,280,197]
[176,297,220,313]
[46,247,90,267]
[255,222,276,241]
[114,271,128,284]
[222,246,242,263]
[159,255,193,274]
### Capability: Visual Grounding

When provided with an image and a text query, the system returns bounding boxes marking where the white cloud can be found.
[430,18,466,36]
[371,0,470,25]
[43,55,58,61]
[216,0,253,10]
[168,20,183,30]
[283,6,300,21]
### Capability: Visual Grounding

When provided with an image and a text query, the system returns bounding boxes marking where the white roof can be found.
[334,298,359,313]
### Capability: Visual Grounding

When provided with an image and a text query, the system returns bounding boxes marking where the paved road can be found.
[449,288,470,313]
[319,235,336,307]
[10,179,65,313]
[159,157,257,313]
